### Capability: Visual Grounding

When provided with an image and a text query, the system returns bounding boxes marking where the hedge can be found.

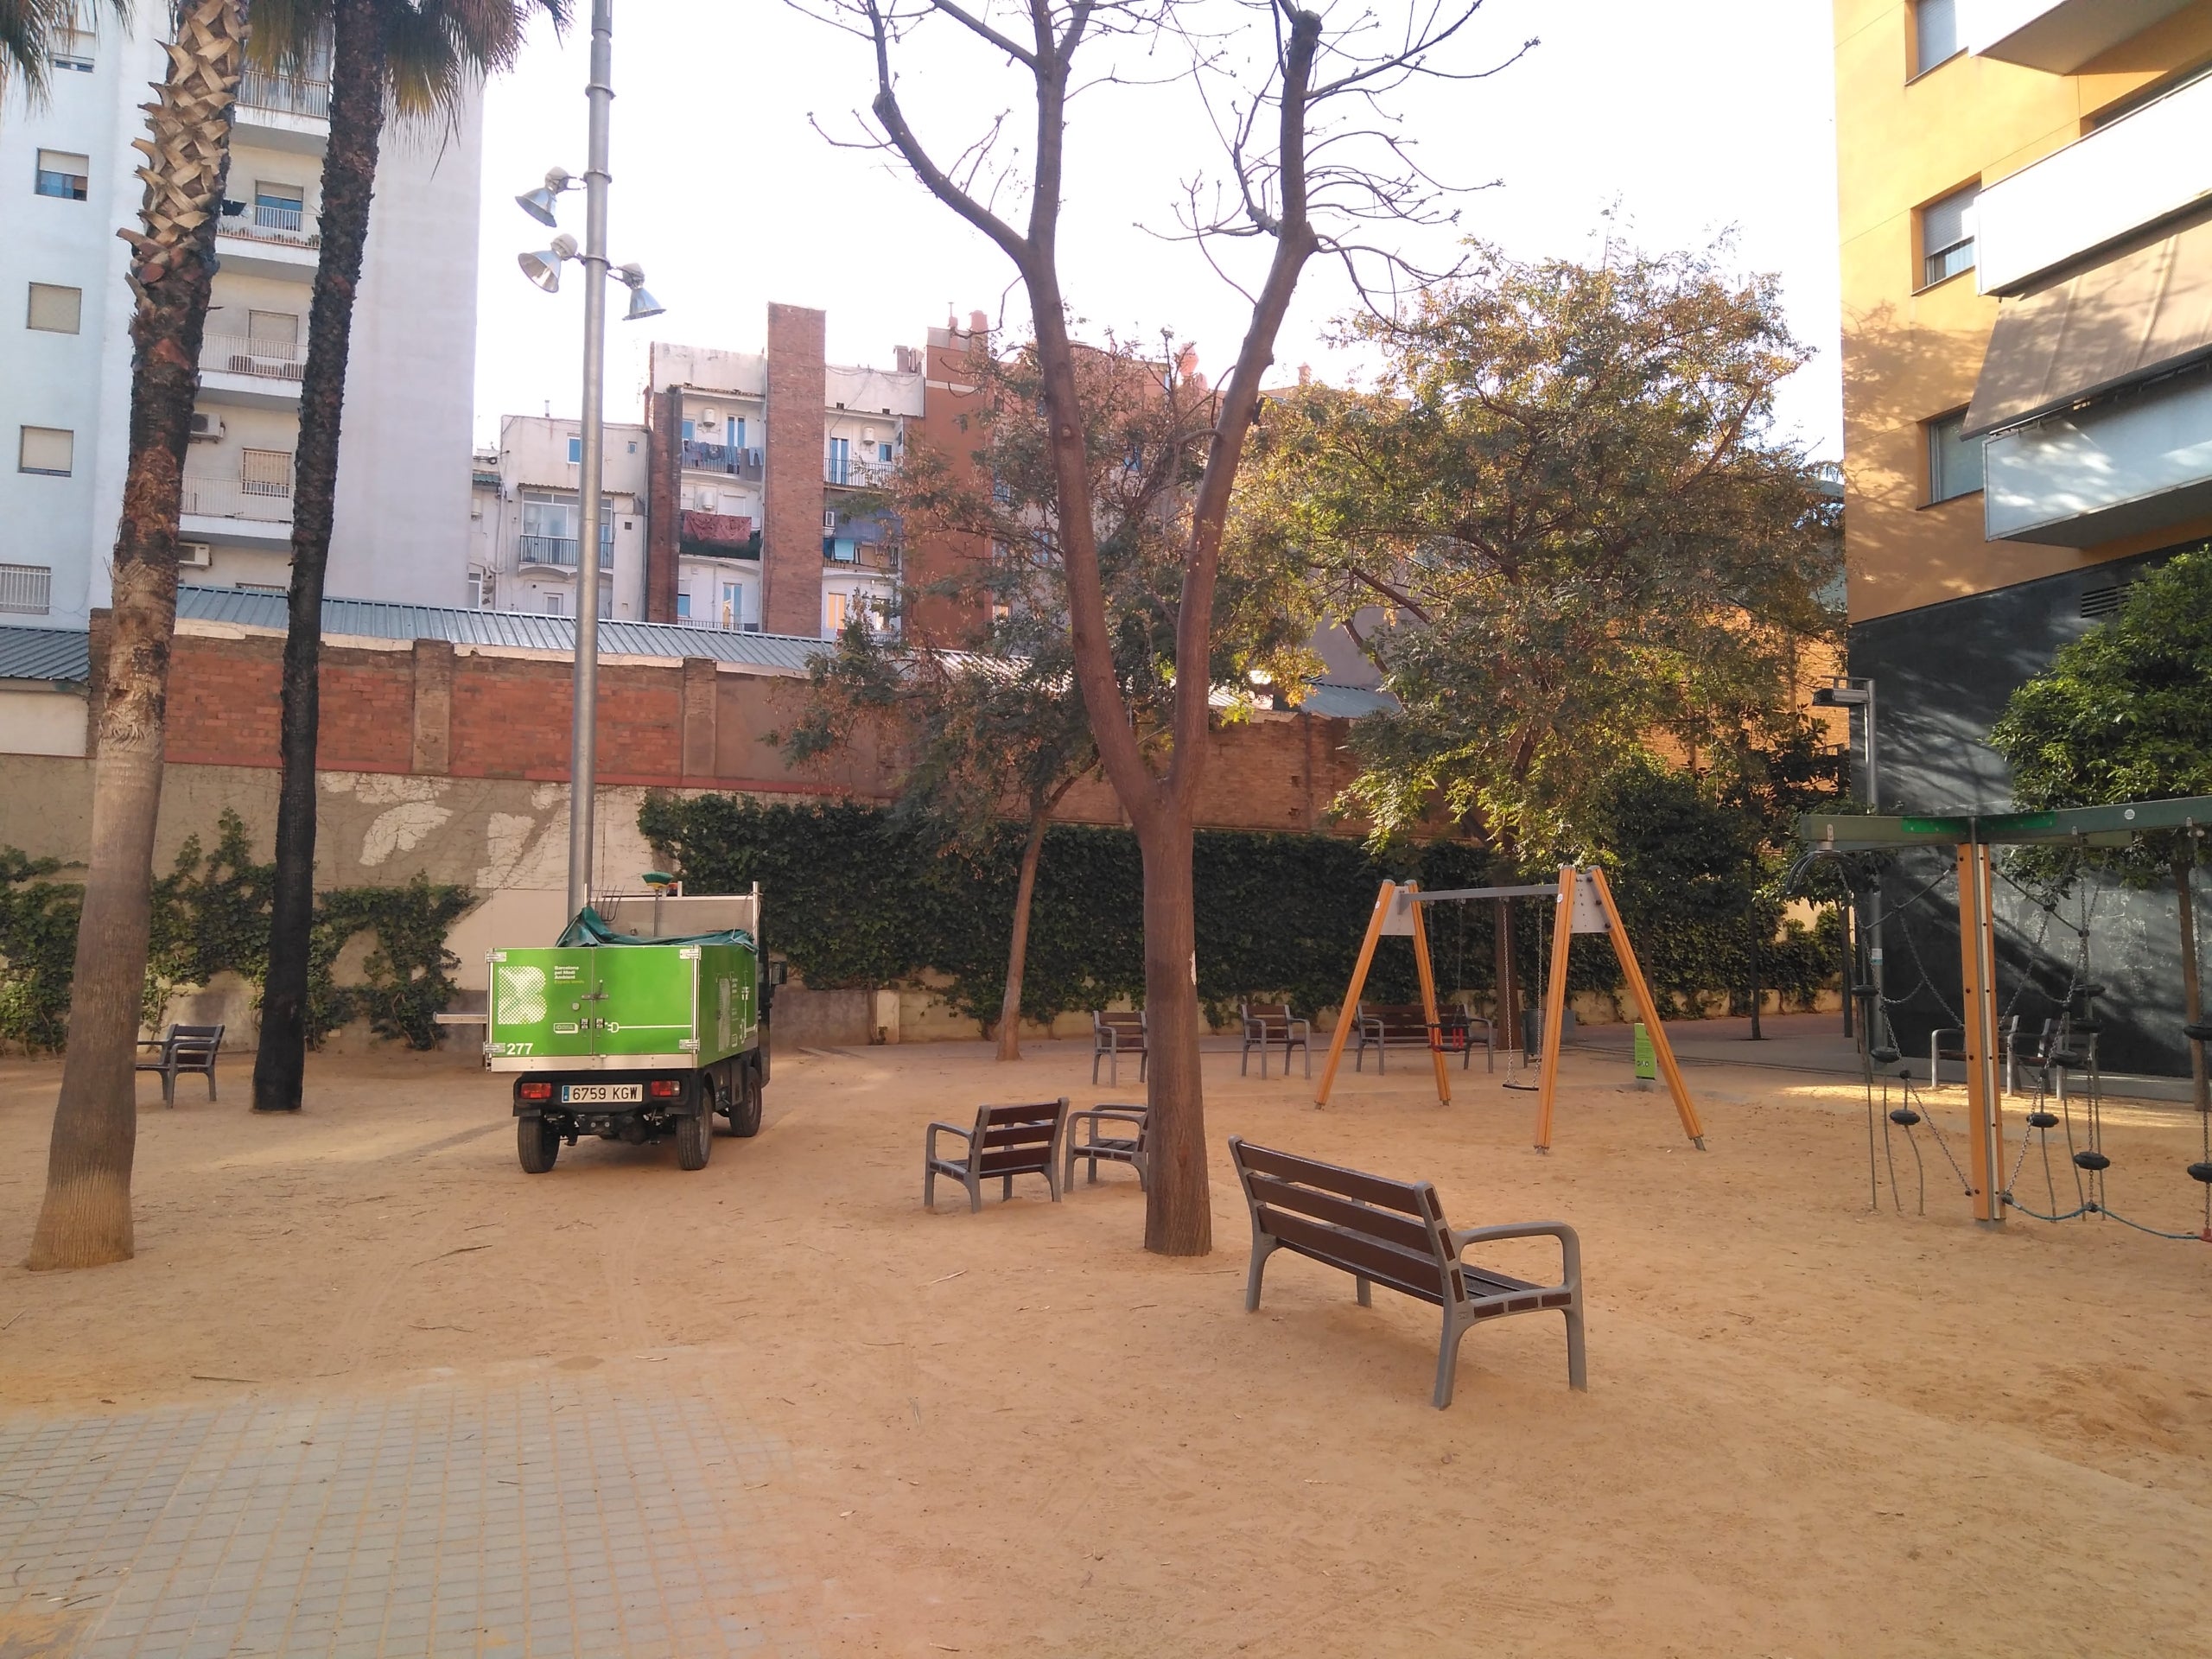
[638,794,1841,1027]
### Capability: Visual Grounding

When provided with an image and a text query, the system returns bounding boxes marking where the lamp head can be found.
[1812,684,1871,709]
[615,263,664,321]
[515,165,574,227]
[518,232,578,293]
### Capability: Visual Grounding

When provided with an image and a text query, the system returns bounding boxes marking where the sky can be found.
[470,0,1842,457]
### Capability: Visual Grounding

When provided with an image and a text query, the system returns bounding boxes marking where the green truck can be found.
[486,887,776,1173]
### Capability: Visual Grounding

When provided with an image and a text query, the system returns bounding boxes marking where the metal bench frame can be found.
[135,1022,225,1108]
[925,1098,1070,1212]
[1229,1135,1586,1408]
[1090,1011,1147,1086]
[1239,1001,1311,1078]
[1065,1103,1147,1191]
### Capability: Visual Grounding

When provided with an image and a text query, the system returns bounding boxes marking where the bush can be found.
[0,849,83,1055]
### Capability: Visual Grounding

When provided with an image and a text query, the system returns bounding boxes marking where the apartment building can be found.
[1835,0,2212,1072]
[1,11,482,630]
[642,307,924,639]
[466,416,649,619]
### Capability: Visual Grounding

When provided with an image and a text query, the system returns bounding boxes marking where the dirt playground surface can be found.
[2,1036,2209,1656]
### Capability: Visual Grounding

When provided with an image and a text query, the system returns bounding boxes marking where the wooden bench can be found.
[1091,1011,1147,1085]
[1354,1001,1493,1074]
[136,1022,224,1108]
[925,1099,1070,1212]
[1227,1136,1586,1408]
[1065,1103,1147,1191]
[1240,1001,1311,1079]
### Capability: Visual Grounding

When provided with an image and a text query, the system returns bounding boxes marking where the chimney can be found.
[1176,345,1198,381]
[969,308,988,335]
[1298,363,1311,387]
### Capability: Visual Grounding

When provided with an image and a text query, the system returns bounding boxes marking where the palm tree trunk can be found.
[995,806,1051,1062]
[29,0,248,1270]
[253,0,384,1112]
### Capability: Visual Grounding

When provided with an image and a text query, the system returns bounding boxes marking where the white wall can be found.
[0,684,88,756]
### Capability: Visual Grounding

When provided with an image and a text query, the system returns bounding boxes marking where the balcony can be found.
[681,441,762,480]
[1984,365,2212,545]
[235,63,331,154]
[823,540,900,574]
[824,458,893,489]
[197,332,304,410]
[1962,0,2193,73]
[1977,70,2212,294]
[517,533,614,571]
[179,474,293,545]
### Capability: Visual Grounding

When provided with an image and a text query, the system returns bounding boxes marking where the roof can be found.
[0,625,92,684]
[175,586,835,673]
[1296,682,1399,719]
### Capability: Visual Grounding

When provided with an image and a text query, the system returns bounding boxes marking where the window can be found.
[35,150,89,200]
[18,425,73,476]
[720,582,742,630]
[731,418,746,449]
[247,309,298,347]
[1920,184,1978,288]
[253,181,304,232]
[567,436,582,463]
[826,436,850,486]
[681,418,695,442]
[825,590,852,632]
[241,448,293,497]
[27,283,82,334]
[626,439,637,454]
[1913,0,1960,77]
[1927,410,1982,503]
[519,490,613,568]
[467,570,491,608]
[676,592,692,620]
[543,591,568,616]
[0,563,54,615]
[877,442,893,464]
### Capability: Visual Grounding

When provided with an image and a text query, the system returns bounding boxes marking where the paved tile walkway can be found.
[0,1364,814,1657]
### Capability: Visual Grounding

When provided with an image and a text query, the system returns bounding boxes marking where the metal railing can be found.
[824,541,900,573]
[517,533,614,570]
[825,458,893,488]
[201,332,303,381]
[238,70,331,120]
[0,562,53,615]
[681,441,762,479]
[179,474,292,524]
[220,203,318,249]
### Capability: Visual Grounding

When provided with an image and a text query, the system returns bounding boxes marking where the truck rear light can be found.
[648,1079,682,1099]
[518,1080,553,1101]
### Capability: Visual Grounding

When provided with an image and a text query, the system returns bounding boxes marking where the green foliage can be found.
[0,848,82,1054]
[307,876,475,1049]
[0,812,469,1052]
[639,792,1839,1026]
[1988,548,2212,887]
[1235,238,1844,852]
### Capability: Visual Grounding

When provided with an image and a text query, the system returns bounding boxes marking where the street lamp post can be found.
[1815,677,1883,1047]
[512,0,663,922]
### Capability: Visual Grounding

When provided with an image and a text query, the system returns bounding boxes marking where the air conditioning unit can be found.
[188,412,225,442]
[178,540,212,569]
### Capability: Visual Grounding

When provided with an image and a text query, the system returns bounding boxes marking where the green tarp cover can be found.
[557,906,757,950]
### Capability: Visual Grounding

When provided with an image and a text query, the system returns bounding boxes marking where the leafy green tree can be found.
[1988,549,2212,1110]
[30,0,252,1271]
[779,335,1309,1061]
[1236,240,1843,856]
[250,0,565,1115]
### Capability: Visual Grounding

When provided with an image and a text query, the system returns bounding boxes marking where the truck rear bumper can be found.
[512,1071,709,1120]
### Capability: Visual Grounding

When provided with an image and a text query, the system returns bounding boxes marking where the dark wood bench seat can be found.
[1227,1135,1586,1408]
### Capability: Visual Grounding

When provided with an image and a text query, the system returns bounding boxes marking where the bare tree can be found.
[796,0,1522,1254]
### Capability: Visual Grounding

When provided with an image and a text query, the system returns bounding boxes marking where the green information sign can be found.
[1633,1021,1656,1083]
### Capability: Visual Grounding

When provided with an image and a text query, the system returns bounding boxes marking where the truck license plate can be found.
[561,1084,640,1104]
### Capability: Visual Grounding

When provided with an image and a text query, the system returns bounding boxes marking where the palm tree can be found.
[26,0,252,1270]
[248,0,565,1114]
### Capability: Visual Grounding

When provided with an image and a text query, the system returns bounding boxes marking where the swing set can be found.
[1313,866,1707,1152]
[1799,793,2212,1240]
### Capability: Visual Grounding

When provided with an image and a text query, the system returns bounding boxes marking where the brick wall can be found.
[761,302,826,638]
[906,315,994,646]
[643,385,683,623]
[130,624,1368,831]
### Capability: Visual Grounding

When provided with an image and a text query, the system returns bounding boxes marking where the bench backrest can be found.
[1093,1011,1147,1042]
[1243,1001,1294,1027]
[167,1024,224,1059]
[1357,1002,1433,1035]
[1227,1136,1456,1308]
[967,1099,1069,1177]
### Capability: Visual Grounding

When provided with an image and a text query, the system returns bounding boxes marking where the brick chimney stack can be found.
[762,302,827,638]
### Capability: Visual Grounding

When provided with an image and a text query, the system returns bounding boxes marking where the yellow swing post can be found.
[1533,865,1707,1152]
[1956,842,2005,1224]
[1314,880,1395,1108]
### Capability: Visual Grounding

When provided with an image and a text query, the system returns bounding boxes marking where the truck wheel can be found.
[730,1058,763,1138]
[518,1116,558,1174]
[675,1104,712,1170]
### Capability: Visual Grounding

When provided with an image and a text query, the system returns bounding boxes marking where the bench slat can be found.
[1244,1171,1436,1256]
[979,1122,1058,1148]
[1234,1141,1430,1217]
[1257,1207,1448,1304]
[977,1148,1054,1175]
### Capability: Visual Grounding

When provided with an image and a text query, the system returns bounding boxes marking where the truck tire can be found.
[518,1116,559,1174]
[730,1056,763,1138]
[675,1103,712,1170]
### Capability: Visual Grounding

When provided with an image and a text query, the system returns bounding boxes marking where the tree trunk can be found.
[1138,815,1209,1255]
[252,0,384,1113]
[995,806,1051,1062]
[2177,845,2208,1115]
[29,0,247,1270]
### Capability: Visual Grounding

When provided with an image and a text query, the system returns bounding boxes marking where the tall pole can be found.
[1861,682,1886,1052]
[566,0,613,920]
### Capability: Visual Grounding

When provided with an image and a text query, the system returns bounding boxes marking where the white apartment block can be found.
[1,11,483,631]
[467,415,649,619]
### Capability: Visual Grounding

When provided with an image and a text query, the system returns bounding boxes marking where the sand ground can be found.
[2,1035,2209,1657]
